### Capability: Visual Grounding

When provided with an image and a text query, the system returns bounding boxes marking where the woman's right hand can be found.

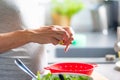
[29,25,72,45]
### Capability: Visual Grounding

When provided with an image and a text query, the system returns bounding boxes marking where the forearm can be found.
[0,30,32,53]
[0,25,73,53]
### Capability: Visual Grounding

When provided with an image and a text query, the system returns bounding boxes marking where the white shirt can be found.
[0,0,48,74]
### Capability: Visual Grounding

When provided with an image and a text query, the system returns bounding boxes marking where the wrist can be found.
[20,29,34,43]
[22,29,39,43]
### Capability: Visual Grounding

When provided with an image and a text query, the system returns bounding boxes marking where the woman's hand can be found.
[63,27,74,52]
[29,25,73,46]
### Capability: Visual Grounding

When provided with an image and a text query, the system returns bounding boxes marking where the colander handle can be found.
[91,63,98,67]
[44,67,51,70]
[44,67,62,73]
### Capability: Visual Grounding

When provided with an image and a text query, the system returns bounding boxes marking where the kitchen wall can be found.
[44,0,117,59]
[45,0,108,33]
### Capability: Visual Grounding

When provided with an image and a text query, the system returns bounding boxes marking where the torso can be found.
[0,0,22,33]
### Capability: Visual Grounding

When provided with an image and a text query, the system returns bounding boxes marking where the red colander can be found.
[44,62,97,76]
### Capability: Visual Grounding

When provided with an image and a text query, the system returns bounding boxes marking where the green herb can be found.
[37,71,41,80]
[36,73,91,80]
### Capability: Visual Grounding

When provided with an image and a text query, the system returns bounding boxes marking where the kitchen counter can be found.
[0,57,120,80]
[94,63,120,80]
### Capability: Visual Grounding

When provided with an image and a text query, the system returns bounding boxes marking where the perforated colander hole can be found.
[75,65,78,68]
[70,65,72,67]
[74,69,78,72]
[85,67,87,69]
[80,66,83,69]
[69,69,73,71]
[59,66,62,69]
[64,65,68,68]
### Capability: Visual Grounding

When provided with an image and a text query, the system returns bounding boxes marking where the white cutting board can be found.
[91,71,109,80]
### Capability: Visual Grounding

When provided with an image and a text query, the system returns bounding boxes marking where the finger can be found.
[50,29,68,42]
[51,37,60,45]
[64,38,73,52]
[64,37,74,45]
[51,25,72,44]
[53,26,70,41]
[59,32,69,42]
[66,38,73,45]
[63,27,74,36]
[65,44,70,52]
[54,34,64,41]
[63,28,74,43]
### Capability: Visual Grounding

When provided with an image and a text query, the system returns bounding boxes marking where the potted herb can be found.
[51,0,84,26]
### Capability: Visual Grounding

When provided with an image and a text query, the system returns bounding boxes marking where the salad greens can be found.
[37,71,41,80]
[37,72,91,80]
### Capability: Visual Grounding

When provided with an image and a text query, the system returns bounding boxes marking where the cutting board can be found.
[91,71,109,80]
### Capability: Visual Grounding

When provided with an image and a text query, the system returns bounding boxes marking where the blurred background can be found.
[41,0,119,62]
[0,0,119,62]
[2,0,118,62]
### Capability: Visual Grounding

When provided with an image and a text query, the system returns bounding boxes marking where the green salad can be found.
[37,72,92,80]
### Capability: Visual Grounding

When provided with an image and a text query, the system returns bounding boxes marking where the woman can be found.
[0,0,73,78]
